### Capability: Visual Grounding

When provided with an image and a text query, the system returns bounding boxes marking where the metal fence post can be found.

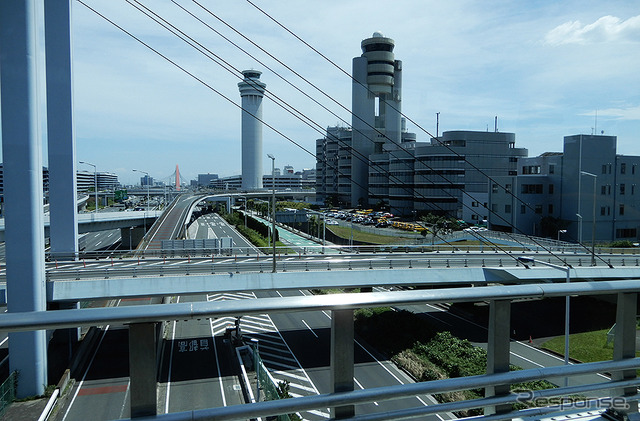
[485,299,512,415]
[129,322,157,418]
[613,292,638,413]
[331,309,354,418]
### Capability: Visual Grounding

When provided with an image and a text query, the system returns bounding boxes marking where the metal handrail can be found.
[115,362,640,421]
[3,281,639,420]
[2,281,639,331]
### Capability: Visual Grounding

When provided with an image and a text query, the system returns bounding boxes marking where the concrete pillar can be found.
[45,0,78,262]
[485,300,511,415]
[45,0,81,353]
[613,292,637,412]
[331,309,354,418]
[0,0,49,398]
[129,323,157,418]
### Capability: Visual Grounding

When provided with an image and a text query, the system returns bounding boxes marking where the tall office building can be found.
[238,70,266,190]
[489,134,640,242]
[351,32,403,206]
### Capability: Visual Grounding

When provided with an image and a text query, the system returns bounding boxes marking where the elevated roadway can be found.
[32,251,640,302]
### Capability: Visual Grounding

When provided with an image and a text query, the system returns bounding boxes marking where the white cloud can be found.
[545,15,640,45]
[581,106,640,121]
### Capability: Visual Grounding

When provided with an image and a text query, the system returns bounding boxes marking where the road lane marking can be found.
[302,319,318,338]
[354,377,378,405]
[164,296,179,414]
[62,324,112,421]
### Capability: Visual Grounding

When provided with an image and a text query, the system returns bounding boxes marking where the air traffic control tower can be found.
[238,70,266,190]
[351,32,403,206]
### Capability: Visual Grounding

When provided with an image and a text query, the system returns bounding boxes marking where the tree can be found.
[421,214,454,245]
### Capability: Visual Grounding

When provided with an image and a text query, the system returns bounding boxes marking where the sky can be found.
[3,1,640,185]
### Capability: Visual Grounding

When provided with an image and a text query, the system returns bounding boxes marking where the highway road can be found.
[41,209,636,419]
[156,214,450,419]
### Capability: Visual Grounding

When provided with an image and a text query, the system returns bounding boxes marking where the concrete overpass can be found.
[0,210,163,242]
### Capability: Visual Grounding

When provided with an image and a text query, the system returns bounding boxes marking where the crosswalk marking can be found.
[205,291,330,420]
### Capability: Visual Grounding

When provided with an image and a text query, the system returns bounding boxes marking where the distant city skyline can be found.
[1,1,638,186]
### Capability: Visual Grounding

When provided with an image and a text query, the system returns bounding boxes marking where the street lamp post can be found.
[580,171,597,266]
[243,196,247,227]
[133,169,150,234]
[518,257,571,387]
[557,229,567,241]
[79,161,98,213]
[267,154,276,273]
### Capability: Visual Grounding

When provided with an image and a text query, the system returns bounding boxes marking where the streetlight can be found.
[243,196,247,227]
[518,256,572,387]
[133,169,150,234]
[580,171,597,266]
[557,229,567,241]
[267,154,276,273]
[79,161,98,213]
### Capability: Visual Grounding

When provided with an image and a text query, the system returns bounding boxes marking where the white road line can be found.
[118,380,131,419]
[0,337,8,347]
[354,377,378,406]
[164,297,179,414]
[272,370,308,382]
[302,319,318,338]
[209,316,227,407]
[62,324,112,421]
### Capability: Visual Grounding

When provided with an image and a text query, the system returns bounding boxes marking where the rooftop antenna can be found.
[436,112,440,138]
[594,109,598,135]
[494,116,498,133]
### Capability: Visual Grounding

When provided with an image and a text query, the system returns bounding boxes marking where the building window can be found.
[549,164,555,174]
[608,206,611,216]
[505,204,512,214]
[616,228,637,238]
[505,184,512,192]
[492,204,498,212]
[620,204,625,216]
[521,184,543,194]
[609,164,612,174]
[522,165,541,174]
[620,184,625,195]
[601,185,607,195]
[601,206,606,216]
[602,164,607,174]
[535,205,543,214]
[621,163,626,174]
[633,185,636,195]
[471,201,478,207]
[633,164,636,175]
[508,170,517,176]
[548,204,554,214]
[492,184,498,193]
[509,157,518,162]
[608,185,611,195]
[471,214,478,220]
[520,205,526,214]
[549,184,554,194]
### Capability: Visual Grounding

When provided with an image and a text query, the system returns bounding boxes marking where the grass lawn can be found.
[542,328,640,362]
[328,226,411,244]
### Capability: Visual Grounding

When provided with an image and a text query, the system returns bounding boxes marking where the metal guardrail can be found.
[1,282,639,420]
[0,371,17,417]
[38,253,640,283]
